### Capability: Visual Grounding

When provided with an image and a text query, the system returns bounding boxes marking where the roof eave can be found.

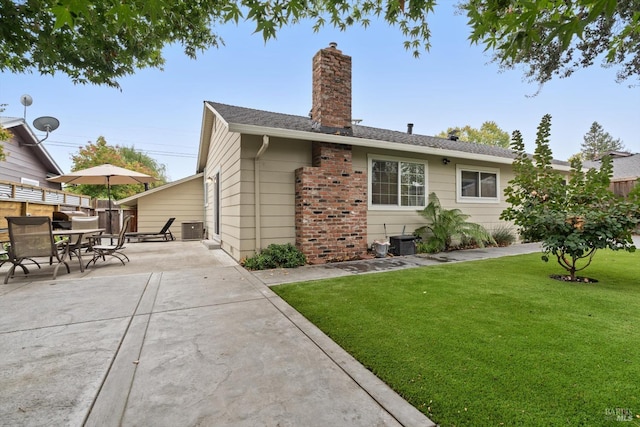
[116,172,204,206]
[197,103,232,173]
[2,117,64,175]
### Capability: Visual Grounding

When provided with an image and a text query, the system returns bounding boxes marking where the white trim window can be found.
[456,164,500,203]
[369,155,427,209]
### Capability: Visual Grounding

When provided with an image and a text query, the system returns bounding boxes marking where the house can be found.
[197,43,570,263]
[1,117,92,239]
[117,174,205,241]
[0,117,64,188]
[584,152,640,197]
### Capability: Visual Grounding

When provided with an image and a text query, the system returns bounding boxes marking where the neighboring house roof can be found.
[198,101,571,172]
[116,173,204,206]
[1,116,64,175]
[584,153,640,180]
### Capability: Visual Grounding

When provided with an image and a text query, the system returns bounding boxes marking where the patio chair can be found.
[1,240,42,273]
[86,216,131,268]
[125,217,175,242]
[4,216,70,284]
[0,240,15,269]
[69,216,101,258]
[71,216,100,230]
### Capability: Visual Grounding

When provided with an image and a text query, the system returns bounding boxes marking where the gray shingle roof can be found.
[207,101,570,165]
[584,154,640,180]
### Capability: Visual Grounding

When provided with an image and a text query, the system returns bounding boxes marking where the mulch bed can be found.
[550,274,599,283]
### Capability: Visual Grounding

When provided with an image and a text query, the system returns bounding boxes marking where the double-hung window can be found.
[456,165,499,203]
[369,156,427,209]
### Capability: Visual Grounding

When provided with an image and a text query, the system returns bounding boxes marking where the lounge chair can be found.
[4,216,70,283]
[125,218,175,242]
[86,216,131,268]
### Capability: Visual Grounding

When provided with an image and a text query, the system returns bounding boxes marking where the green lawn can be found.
[272,250,640,426]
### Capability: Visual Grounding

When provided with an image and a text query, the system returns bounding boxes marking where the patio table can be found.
[53,228,104,273]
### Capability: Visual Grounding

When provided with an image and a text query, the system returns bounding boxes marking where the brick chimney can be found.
[311,42,352,136]
[295,44,367,264]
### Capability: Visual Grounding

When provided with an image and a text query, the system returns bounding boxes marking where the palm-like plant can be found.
[415,192,494,253]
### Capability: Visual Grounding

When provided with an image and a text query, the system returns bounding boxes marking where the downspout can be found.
[255,135,270,251]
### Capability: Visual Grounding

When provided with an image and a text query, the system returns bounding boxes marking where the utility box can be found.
[389,235,417,256]
[181,221,204,241]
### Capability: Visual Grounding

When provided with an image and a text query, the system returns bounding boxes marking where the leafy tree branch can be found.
[1,1,638,88]
[462,0,640,87]
[436,121,510,147]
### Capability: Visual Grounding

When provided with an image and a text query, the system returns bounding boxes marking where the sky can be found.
[1,4,638,182]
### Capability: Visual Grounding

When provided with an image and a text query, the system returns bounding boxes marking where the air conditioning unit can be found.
[181,221,204,241]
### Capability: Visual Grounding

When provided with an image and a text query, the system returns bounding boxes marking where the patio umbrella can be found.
[48,164,157,234]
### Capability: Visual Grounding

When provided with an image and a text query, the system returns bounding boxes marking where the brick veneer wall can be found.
[295,142,367,264]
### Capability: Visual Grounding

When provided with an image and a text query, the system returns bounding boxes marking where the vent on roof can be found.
[407,123,414,134]
[448,130,460,141]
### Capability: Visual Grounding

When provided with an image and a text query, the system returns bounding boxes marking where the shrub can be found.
[242,243,306,270]
[415,192,494,252]
[491,225,516,247]
[416,239,441,254]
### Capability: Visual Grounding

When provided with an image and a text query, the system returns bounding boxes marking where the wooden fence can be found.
[0,180,93,240]
[610,179,639,198]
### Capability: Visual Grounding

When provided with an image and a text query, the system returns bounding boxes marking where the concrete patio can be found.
[0,241,435,426]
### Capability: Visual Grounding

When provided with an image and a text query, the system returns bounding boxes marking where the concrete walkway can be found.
[0,241,545,426]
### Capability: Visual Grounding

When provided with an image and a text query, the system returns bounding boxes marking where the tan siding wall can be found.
[450,160,515,235]
[205,124,547,261]
[227,135,311,261]
[354,147,517,244]
[137,177,204,240]
[203,115,243,260]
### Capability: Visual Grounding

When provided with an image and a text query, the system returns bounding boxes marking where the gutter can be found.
[255,135,270,251]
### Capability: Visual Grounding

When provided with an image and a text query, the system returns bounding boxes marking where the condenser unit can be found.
[181,221,204,241]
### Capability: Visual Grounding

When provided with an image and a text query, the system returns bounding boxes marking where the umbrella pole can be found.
[107,176,112,234]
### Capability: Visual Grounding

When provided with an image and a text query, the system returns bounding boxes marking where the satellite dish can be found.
[20,94,33,119]
[33,116,60,133]
[20,94,33,107]
[26,116,60,145]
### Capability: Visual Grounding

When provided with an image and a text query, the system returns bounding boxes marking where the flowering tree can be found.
[501,114,638,281]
